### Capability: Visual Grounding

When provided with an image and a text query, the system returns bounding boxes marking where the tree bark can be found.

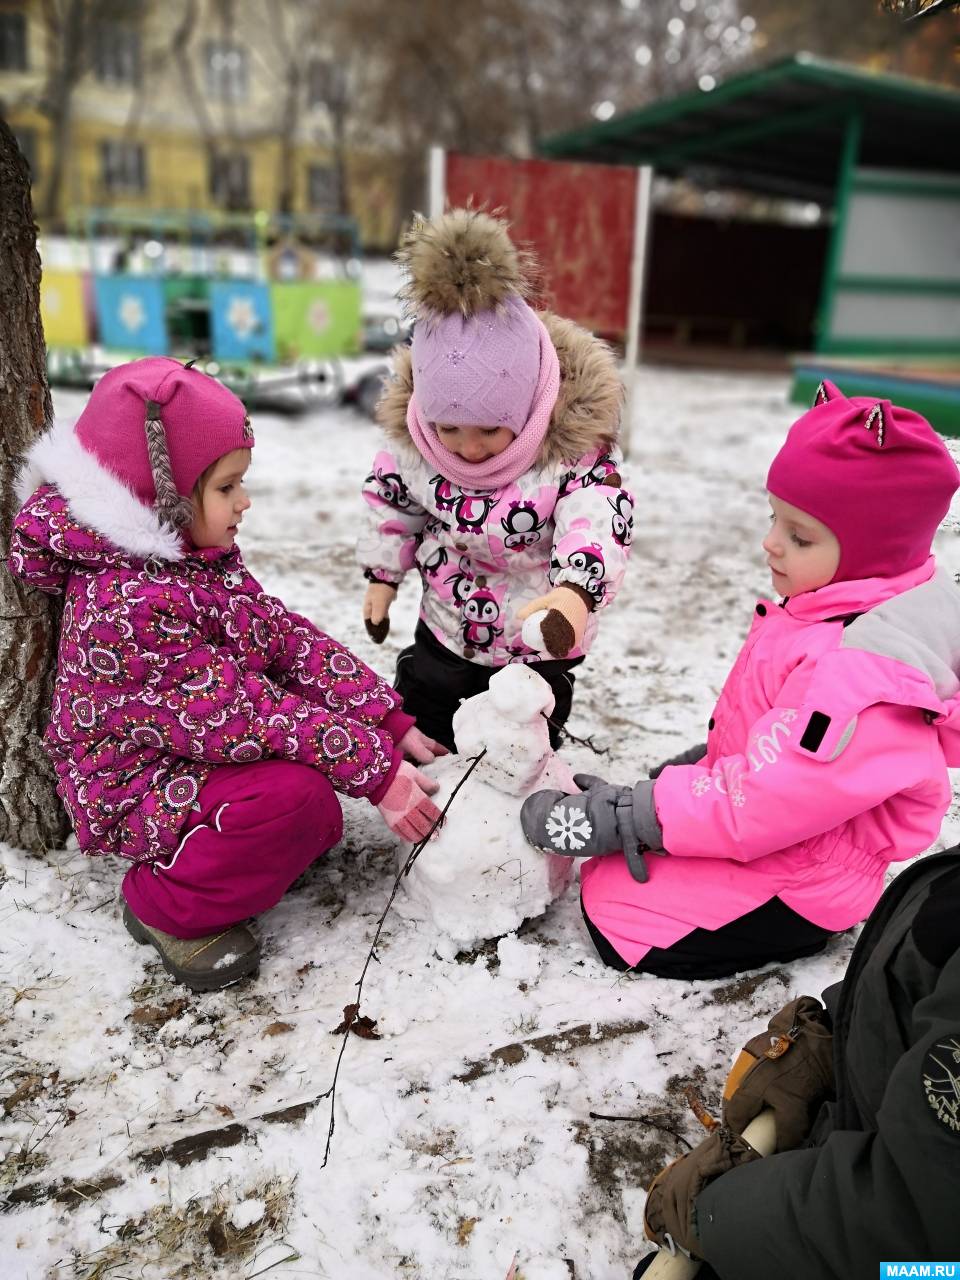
[0,120,70,852]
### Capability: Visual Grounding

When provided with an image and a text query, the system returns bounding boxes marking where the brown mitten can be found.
[362,581,396,645]
[364,616,390,644]
[643,1126,762,1258]
[518,583,592,658]
[721,994,834,1151]
[540,608,575,658]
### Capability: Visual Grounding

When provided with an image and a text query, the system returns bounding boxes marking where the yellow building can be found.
[0,0,400,248]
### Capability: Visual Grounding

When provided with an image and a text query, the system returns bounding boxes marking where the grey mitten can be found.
[648,742,708,780]
[520,773,664,884]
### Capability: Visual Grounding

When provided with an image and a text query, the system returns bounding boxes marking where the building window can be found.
[307,164,339,211]
[210,152,251,209]
[100,140,147,194]
[306,57,346,111]
[0,11,27,71]
[13,127,37,179]
[204,40,248,102]
[93,23,140,85]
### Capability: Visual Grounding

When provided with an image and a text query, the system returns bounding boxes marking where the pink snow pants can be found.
[122,761,344,938]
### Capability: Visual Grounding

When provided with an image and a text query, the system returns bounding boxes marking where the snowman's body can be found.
[398,665,576,954]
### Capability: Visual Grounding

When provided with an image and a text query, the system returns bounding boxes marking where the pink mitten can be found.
[398,726,450,765]
[377,762,442,841]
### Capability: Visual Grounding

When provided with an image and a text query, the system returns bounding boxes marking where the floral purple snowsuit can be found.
[10,484,410,866]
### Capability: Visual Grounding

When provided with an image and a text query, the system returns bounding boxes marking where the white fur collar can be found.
[16,419,185,561]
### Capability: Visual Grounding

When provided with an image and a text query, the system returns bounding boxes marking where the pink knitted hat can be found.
[74,357,253,529]
[767,380,959,583]
[400,209,550,433]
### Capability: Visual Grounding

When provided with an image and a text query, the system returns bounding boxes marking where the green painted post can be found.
[815,112,862,353]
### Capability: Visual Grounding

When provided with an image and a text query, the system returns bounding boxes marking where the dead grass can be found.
[53,1174,297,1280]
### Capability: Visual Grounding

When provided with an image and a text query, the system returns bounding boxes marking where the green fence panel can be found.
[270,282,362,361]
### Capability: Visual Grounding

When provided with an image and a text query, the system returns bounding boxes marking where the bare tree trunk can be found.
[39,0,88,223]
[0,122,70,852]
[513,37,542,153]
[172,0,222,180]
[276,63,301,215]
[331,101,350,218]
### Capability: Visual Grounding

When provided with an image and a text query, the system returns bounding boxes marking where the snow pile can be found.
[399,665,576,952]
[228,1197,266,1230]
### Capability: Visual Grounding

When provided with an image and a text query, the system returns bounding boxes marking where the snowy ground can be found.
[3,367,960,1280]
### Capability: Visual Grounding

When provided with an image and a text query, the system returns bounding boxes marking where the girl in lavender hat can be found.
[358,208,634,750]
[9,358,446,991]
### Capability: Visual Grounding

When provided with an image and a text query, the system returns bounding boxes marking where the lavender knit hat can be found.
[400,209,545,433]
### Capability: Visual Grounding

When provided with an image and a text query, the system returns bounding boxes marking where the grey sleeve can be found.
[695,948,960,1278]
[648,743,708,779]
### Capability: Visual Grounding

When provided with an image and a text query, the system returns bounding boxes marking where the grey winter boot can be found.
[122,904,260,992]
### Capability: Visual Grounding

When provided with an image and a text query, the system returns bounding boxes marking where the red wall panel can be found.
[445,153,637,340]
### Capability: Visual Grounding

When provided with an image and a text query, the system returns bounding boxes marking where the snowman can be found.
[397,664,577,955]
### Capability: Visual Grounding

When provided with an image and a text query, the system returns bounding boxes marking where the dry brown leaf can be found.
[457,1216,478,1246]
[215,1104,235,1118]
[331,1003,381,1040]
[3,1074,43,1114]
[127,999,189,1027]
[685,1086,719,1131]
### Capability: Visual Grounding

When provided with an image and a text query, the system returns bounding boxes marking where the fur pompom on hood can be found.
[397,208,536,320]
[376,310,624,469]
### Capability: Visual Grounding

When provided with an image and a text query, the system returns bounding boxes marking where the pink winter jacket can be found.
[655,558,960,930]
[9,476,411,865]
[582,559,960,963]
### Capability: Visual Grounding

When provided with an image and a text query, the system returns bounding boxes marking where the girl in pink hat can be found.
[522,381,960,978]
[9,357,446,991]
[357,208,634,750]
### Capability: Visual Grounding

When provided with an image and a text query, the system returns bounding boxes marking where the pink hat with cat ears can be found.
[766,379,959,583]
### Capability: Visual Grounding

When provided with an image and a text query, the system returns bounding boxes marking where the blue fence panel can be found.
[210,281,276,363]
[93,276,168,354]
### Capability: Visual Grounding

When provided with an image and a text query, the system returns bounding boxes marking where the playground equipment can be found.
[40,208,365,409]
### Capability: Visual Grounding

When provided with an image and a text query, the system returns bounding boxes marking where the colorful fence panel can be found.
[93,275,168,354]
[445,153,638,340]
[270,282,362,361]
[40,270,89,348]
[210,281,276,362]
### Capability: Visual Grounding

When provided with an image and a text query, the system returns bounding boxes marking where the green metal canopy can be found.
[539,54,960,204]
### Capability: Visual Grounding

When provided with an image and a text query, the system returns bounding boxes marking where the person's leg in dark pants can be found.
[582,895,834,980]
[529,657,584,749]
[394,622,487,750]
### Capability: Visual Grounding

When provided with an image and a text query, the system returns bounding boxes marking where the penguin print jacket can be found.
[357,313,634,665]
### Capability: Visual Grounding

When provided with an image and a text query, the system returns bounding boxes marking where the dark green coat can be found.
[697,849,960,1278]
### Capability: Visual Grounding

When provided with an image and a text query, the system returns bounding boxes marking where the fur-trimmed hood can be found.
[15,418,185,564]
[376,311,623,471]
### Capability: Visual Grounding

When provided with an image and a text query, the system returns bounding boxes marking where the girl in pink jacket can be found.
[522,381,960,978]
[9,358,445,992]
